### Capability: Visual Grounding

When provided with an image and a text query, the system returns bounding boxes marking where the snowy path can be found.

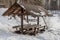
[0,8,60,40]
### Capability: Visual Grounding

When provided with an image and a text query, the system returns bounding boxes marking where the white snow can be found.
[30,11,41,15]
[0,8,60,40]
[40,11,46,16]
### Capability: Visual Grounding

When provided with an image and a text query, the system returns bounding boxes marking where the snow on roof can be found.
[19,3,53,16]
[40,11,46,16]
[20,5,25,9]
[30,10,41,16]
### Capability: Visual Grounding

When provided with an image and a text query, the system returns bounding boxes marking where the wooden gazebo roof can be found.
[3,2,53,17]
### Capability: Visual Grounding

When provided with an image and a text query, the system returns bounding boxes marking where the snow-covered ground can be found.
[0,8,60,40]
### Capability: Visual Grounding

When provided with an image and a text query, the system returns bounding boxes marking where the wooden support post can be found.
[21,15,23,33]
[21,8,24,34]
[37,16,39,25]
[42,16,48,29]
[27,15,29,23]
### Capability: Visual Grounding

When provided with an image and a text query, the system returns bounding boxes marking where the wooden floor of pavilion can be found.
[13,24,46,35]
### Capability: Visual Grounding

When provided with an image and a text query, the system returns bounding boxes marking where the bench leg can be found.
[34,27,36,35]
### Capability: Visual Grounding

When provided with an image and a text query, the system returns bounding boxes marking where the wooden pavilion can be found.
[2,2,53,35]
